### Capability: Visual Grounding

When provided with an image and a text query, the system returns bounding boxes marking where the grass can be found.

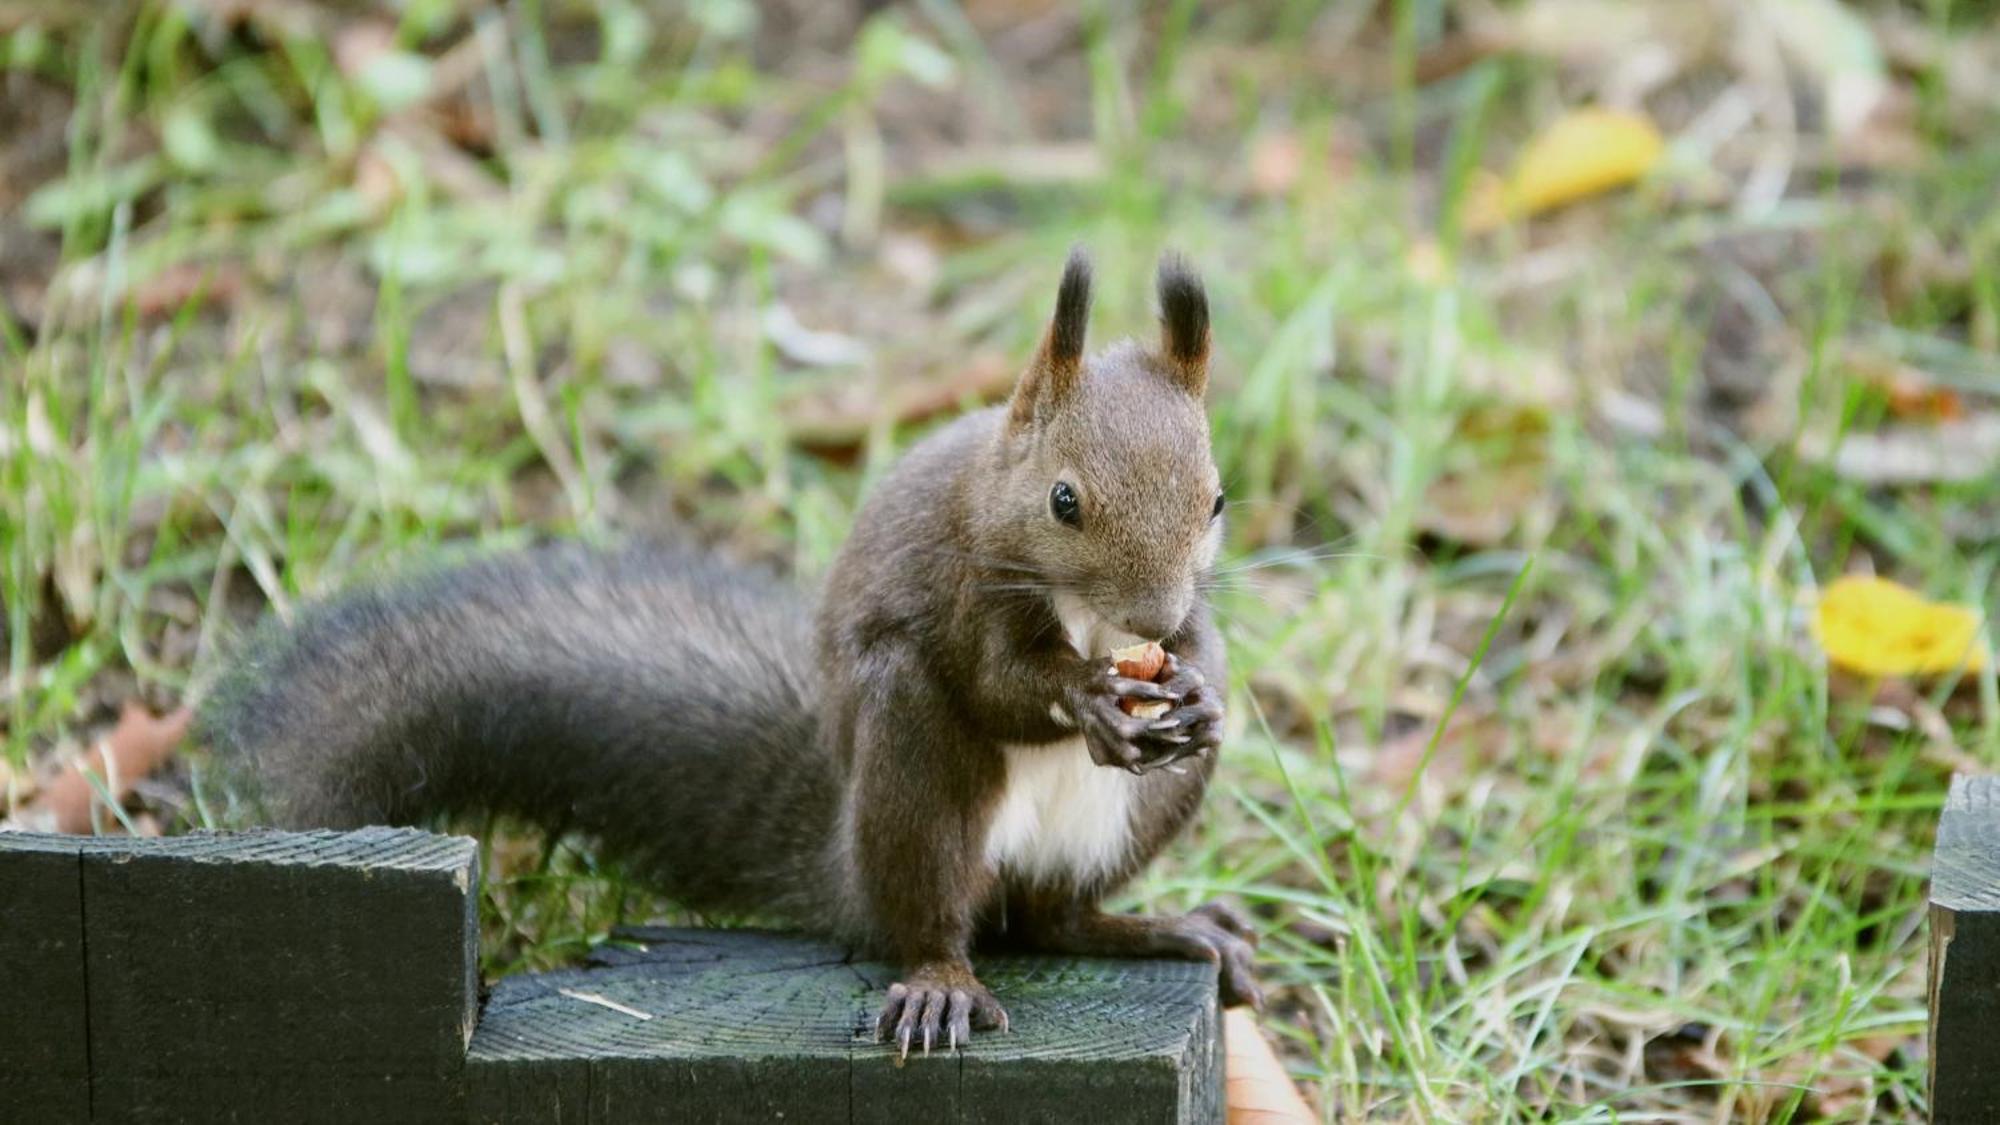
[6,1,2000,1120]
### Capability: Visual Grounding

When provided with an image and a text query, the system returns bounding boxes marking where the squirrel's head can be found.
[986,248,1221,649]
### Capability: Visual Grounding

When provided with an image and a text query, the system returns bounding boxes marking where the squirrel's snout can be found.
[1114,590,1194,645]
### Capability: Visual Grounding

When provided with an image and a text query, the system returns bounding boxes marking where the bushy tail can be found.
[198,542,844,925]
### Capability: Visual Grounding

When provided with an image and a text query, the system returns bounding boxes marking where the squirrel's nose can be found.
[1118,594,1192,644]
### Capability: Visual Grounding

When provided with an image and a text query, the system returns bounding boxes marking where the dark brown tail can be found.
[198,542,846,927]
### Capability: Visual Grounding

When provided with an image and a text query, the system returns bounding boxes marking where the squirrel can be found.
[199,249,1261,1058]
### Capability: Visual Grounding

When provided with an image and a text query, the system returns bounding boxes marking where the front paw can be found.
[1070,665,1185,773]
[873,969,1009,1060]
[1129,655,1223,773]
[1151,902,1263,1011]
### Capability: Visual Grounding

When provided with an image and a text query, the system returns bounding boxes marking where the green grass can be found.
[6,2,2000,1120]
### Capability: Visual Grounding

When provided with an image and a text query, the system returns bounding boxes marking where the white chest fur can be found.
[984,739,1139,887]
[979,591,1145,886]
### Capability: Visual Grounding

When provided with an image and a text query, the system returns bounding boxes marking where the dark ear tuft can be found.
[1010,246,1093,428]
[1157,252,1209,394]
[1050,245,1092,366]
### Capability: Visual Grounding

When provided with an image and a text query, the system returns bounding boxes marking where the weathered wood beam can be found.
[2,830,1223,1123]
[1931,773,2000,1122]
[0,827,480,1123]
[469,926,1223,1124]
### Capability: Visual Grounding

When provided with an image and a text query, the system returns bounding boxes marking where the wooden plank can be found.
[0,833,113,1124]
[9,826,1222,1122]
[472,926,1223,1124]
[471,929,856,1124]
[953,957,1221,1124]
[1932,773,2000,1122]
[21,826,480,1123]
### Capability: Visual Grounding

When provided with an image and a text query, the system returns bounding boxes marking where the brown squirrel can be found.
[200,249,1261,1058]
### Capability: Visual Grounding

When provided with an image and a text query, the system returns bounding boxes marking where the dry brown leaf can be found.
[1416,403,1552,547]
[11,704,191,835]
[333,20,398,80]
[1370,710,1502,792]
[1848,348,1967,421]
[1882,380,1965,422]
[1418,462,1545,547]
[1811,1035,1904,1117]
[130,262,246,319]
[785,353,1019,459]
[1248,132,1303,198]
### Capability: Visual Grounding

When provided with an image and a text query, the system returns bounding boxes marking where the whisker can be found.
[1207,545,1376,576]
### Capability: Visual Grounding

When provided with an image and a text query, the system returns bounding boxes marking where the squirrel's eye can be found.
[1211,492,1226,520]
[1050,482,1082,528]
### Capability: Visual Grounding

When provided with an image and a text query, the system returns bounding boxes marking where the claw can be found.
[921,988,945,1055]
[947,989,972,1052]
[882,977,1005,1058]
[875,982,908,1043]
[894,990,923,1063]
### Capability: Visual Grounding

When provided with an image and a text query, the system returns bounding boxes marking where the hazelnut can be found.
[1111,641,1168,682]
[1110,641,1171,718]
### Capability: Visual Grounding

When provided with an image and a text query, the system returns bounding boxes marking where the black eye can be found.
[1050,481,1081,527]
[1211,492,1225,520]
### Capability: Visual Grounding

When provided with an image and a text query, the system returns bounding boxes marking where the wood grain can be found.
[471,925,1224,1124]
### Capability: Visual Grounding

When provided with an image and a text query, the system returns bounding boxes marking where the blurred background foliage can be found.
[6,1,2000,1119]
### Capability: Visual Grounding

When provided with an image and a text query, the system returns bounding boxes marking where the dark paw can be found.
[1131,655,1223,774]
[873,973,1008,1060]
[1071,656,1212,774]
[1154,902,1262,1011]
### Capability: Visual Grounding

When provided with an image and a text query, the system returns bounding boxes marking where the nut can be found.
[1111,641,1168,683]
[1111,641,1170,717]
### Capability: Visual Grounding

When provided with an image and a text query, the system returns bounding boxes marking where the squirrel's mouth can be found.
[1050,590,1153,657]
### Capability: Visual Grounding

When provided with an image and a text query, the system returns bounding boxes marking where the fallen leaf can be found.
[1418,462,1545,547]
[1882,380,1964,422]
[1805,414,2000,485]
[1850,355,1965,421]
[1464,108,1665,232]
[1814,575,1987,677]
[1224,1009,1316,1124]
[1808,1034,1902,1118]
[8,703,191,834]
[1416,403,1551,547]
[1248,131,1303,198]
[332,20,397,82]
[1370,709,1506,792]
[784,352,1019,459]
[129,261,245,319]
[763,304,869,368]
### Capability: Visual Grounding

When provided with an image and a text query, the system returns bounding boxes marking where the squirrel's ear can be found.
[1009,247,1091,428]
[1156,252,1209,397]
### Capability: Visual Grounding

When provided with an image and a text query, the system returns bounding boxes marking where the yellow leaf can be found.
[1813,575,1987,677]
[1464,108,1665,232]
